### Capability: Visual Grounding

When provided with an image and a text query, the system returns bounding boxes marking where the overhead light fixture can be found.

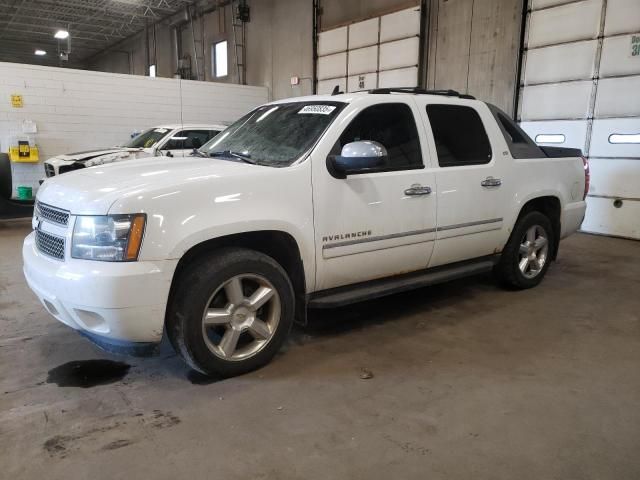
[54,30,69,39]
[34,49,47,56]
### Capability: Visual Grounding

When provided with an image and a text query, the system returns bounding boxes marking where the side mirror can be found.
[327,141,388,179]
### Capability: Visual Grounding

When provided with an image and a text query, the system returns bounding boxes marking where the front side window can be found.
[124,128,169,148]
[200,102,345,166]
[426,104,492,167]
[164,130,220,150]
[336,103,423,171]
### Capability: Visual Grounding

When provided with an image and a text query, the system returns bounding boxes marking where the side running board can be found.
[308,258,496,309]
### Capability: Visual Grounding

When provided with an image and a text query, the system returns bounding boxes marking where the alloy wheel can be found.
[201,274,281,361]
[518,225,549,279]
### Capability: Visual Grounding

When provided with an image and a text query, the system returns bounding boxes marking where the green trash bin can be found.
[17,186,33,201]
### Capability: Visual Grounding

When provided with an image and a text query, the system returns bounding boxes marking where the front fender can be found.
[112,162,317,290]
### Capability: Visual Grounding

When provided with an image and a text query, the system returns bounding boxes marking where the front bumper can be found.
[23,231,178,345]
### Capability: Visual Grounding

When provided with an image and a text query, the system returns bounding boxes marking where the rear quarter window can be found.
[487,104,544,159]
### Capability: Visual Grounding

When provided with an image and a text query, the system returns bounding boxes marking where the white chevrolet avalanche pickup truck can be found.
[23,88,588,377]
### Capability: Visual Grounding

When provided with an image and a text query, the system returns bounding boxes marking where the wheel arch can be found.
[515,196,561,259]
[166,230,308,326]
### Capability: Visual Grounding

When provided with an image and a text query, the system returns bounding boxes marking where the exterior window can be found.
[497,113,526,143]
[213,41,228,78]
[202,102,345,166]
[149,64,156,77]
[337,103,423,171]
[163,130,219,150]
[535,134,566,144]
[124,128,167,148]
[608,133,640,144]
[426,104,492,167]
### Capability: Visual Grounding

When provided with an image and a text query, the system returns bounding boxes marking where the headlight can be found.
[71,214,146,262]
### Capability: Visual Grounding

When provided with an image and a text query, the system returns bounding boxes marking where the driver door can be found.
[311,100,438,291]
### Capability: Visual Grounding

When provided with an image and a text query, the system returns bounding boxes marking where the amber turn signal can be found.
[126,214,146,261]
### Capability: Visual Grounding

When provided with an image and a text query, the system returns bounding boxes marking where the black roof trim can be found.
[368,87,476,100]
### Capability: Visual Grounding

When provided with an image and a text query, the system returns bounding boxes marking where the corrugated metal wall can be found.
[315,0,523,114]
[427,0,522,115]
[316,5,422,94]
[519,0,640,239]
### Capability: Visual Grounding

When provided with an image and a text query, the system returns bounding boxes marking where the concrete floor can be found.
[1,219,639,480]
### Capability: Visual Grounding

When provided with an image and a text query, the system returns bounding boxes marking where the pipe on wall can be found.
[418,0,429,89]
[172,26,181,76]
[312,0,320,94]
[144,19,150,76]
[513,0,529,120]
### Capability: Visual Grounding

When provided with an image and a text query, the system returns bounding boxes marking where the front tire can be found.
[495,211,554,289]
[167,248,294,377]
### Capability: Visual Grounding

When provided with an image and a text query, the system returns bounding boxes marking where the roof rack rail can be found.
[368,87,475,100]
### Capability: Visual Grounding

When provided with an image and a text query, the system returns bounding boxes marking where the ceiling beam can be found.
[0,0,199,66]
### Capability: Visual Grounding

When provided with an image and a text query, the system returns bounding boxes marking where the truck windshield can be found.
[123,128,169,148]
[199,102,345,166]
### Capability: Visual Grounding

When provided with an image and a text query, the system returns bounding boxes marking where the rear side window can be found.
[337,103,423,171]
[426,104,492,167]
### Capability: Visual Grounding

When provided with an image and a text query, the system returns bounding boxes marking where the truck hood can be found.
[37,156,259,215]
[52,148,144,162]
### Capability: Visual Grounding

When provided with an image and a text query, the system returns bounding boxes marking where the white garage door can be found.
[316,6,421,95]
[519,0,640,239]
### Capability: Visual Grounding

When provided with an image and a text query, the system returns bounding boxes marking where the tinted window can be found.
[426,104,492,167]
[164,130,219,150]
[487,103,543,159]
[337,103,422,171]
[497,113,527,144]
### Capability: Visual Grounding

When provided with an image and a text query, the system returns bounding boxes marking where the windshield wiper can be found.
[209,150,257,164]
[190,149,208,158]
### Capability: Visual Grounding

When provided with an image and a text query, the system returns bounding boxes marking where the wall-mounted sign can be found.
[18,141,30,158]
[632,35,640,58]
[11,94,23,108]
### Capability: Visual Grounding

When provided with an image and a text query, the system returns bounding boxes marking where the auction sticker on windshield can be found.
[298,105,337,115]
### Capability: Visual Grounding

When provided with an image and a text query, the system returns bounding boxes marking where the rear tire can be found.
[167,248,294,378]
[495,211,554,289]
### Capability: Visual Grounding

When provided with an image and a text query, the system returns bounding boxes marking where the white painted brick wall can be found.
[0,62,269,198]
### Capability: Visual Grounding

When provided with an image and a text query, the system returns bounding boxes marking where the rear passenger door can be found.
[417,101,511,267]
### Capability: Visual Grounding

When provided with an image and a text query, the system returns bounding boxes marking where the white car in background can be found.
[42,124,226,178]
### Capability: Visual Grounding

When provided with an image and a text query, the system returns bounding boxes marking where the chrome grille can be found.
[36,202,69,226]
[44,163,55,177]
[35,230,65,260]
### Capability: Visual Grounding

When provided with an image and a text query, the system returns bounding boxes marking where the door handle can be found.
[404,185,432,196]
[481,176,502,187]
